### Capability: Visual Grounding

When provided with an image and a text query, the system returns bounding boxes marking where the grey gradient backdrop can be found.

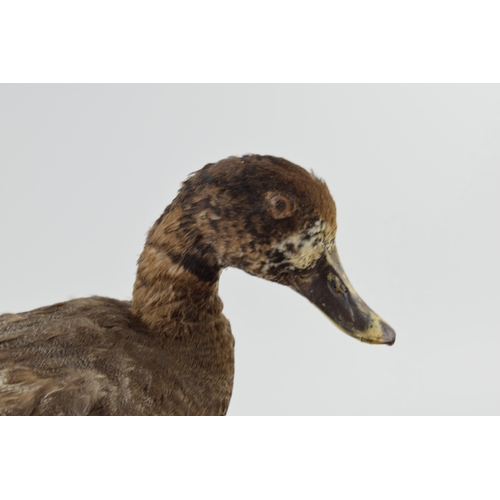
[0,84,498,415]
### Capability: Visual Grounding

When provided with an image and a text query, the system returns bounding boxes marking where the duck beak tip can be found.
[381,321,396,346]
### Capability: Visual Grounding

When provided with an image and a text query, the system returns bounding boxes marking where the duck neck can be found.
[131,213,224,338]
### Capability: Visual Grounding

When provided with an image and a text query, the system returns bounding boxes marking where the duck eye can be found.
[268,194,294,219]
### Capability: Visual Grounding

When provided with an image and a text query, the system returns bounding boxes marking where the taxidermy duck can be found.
[0,155,395,415]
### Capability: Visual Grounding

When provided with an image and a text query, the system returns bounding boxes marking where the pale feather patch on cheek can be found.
[272,220,336,270]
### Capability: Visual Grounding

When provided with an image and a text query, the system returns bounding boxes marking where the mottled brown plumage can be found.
[0,154,395,415]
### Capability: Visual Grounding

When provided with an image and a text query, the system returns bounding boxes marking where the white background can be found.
[2,1,500,498]
[1,84,498,415]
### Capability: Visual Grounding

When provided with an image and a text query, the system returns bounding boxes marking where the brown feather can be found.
[0,154,338,415]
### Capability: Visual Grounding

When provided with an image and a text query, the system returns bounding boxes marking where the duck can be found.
[0,154,395,415]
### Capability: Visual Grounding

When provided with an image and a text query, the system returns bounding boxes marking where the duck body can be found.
[0,296,234,415]
[0,155,395,416]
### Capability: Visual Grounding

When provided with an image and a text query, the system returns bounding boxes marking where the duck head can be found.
[158,154,395,345]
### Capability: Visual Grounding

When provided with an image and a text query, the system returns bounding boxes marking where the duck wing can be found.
[0,361,107,415]
[0,297,143,415]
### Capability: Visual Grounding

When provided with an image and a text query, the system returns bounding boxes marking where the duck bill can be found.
[291,245,396,345]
